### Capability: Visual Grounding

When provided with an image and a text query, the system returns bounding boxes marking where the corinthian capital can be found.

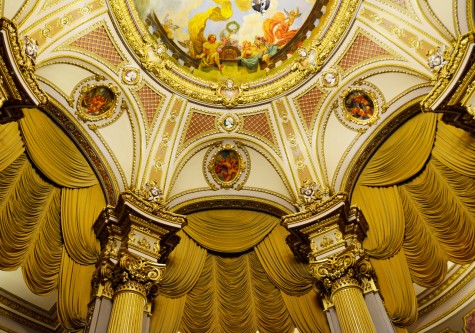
[113,251,166,299]
[310,243,373,296]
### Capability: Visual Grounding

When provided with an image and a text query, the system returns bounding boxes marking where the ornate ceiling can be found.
[10,0,446,209]
[1,0,475,332]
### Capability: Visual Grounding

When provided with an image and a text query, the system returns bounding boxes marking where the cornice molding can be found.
[0,288,62,333]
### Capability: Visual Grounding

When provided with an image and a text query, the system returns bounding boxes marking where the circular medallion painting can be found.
[77,84,119,121]
[342,89,377,124]
[212,149,241,183]
[204,143,249,189]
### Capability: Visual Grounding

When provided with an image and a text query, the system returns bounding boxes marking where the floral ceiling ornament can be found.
[427,45,449,72]
[297,179,330,210]
[143,181,163,203]
[22,35,39,62]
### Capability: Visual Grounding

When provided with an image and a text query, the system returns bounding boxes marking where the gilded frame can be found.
[108,0,361,107]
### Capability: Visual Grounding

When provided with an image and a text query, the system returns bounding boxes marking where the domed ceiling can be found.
[134,0,328,84]
[110,0,356,106]
[0,0,475,332]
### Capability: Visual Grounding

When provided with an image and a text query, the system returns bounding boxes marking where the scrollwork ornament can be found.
[0,18,48,105]
[310,245,374,296]
[91,256,115,299]
[422,33,475,112]
[113,251,165,299]
[293,42,321,74]
[217,79,242,107]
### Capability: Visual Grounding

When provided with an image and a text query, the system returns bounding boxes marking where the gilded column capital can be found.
[113,251,165,300]
[94,189,187,264]
[310,243,374,298]
[91,256,116,299]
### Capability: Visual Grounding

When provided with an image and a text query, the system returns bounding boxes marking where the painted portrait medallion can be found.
[342,89,378,124]
[212,149,241,183]
[205,142,249,190]
[221,114,238,131]
[77,84,119,121]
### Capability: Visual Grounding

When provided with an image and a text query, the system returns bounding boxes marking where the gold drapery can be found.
[351,185,404,259]
[151,211,329,333]
[0,109,105,330]
[150,296,187,333]
[357,112,436,186]
[432,120,475,177]
[183,210,279,253]
[61,185,104,265]
[281,289,330,333]
[351,113,475,327]
[159,231,207,297]
[255,225,313,295]
[370,250,418,326]
[19,109,98,188]
[0,122,24,172]
[58,250,95,330]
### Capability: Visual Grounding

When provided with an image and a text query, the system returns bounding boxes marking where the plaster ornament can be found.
[427,45,448,72]
[23,36,39,61]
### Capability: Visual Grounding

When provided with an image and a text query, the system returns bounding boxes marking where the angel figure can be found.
[263,7,302,47]
[162,14,179,40]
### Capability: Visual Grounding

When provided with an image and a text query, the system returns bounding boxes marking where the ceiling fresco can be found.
[134,0,328,83]
[1,0,475,332]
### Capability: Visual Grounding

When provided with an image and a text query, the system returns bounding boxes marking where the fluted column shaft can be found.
[105,251,165,333]
[107,285,146,333]
[332,281,376,333]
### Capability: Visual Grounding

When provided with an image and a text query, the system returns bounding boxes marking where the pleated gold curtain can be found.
[151,210,329,333]
[0,108,105,331]
[351,112,475,328]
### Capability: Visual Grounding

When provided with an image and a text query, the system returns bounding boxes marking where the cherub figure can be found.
[263,8,302,47]
[162,14,179,40]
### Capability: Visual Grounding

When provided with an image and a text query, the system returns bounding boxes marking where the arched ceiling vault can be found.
[1,0,475,332]
[6,0,466,209]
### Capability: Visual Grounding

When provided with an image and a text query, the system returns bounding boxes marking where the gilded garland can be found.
[108,0,361,107]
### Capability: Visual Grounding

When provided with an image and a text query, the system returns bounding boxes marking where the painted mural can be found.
[134,0,318,82]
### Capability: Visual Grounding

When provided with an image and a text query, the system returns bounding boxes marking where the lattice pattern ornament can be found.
[295,86,326,130]
[135,84,163,127]
[337,34,392,72]
[183,111,218,144]
[70,26,124,67]
[241,113,276,146]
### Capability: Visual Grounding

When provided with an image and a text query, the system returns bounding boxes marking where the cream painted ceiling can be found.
[7,0,463,211]
[1,0,475,332]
